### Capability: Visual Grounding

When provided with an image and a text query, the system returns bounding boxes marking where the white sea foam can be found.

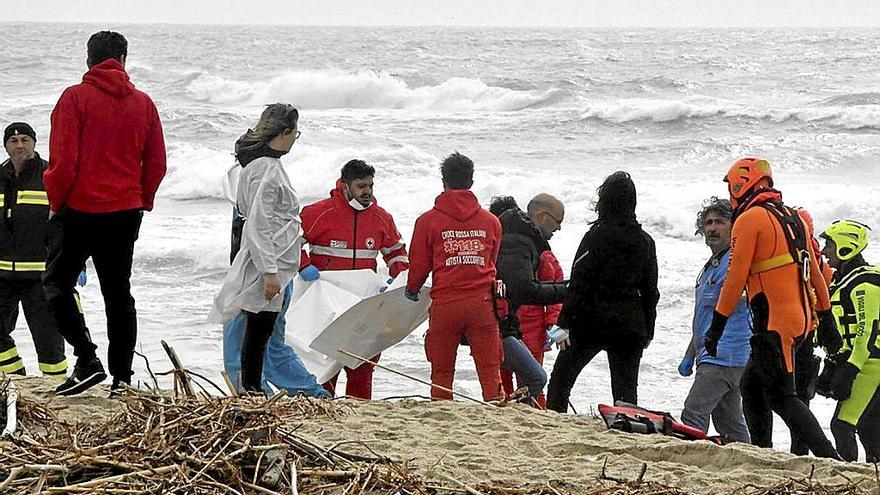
[185,69,559,111]
[579,97,880,130]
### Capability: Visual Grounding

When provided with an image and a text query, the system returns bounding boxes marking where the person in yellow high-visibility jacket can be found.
[818,220,880,462]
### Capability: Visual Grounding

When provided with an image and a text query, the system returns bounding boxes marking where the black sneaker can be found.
[109,378,131,397]
[55,357,107,396]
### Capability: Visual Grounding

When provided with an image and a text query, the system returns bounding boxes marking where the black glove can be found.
[704,311,728,357]
[815,357,837,398]
[831,360,861,401]
[816,310,843,355]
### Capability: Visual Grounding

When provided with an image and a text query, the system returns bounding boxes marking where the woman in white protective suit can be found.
[209,103,303,393]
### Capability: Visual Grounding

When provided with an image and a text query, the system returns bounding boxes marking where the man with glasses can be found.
[495,193,568,407]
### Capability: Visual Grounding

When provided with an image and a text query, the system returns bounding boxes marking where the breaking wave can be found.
[185,69,564,111]
[578,97,880,130]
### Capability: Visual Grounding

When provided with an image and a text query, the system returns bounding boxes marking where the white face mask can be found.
[348,197,370,211]
[345,183,372,211]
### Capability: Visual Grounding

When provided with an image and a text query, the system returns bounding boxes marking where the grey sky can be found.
[4,0,880,27]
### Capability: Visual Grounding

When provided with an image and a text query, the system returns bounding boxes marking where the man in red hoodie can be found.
[43,31,166,396]
[406,152,504,401]
[299,159,409,399]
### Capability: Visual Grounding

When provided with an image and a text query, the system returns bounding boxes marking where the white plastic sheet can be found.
[284,270,431,383]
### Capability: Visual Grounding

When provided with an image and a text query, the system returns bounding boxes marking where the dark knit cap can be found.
[4,122,36,144]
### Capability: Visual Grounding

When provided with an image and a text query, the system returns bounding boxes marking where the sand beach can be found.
[2,376,878,494]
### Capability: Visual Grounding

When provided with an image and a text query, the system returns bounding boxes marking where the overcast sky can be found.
[3,0,880,27]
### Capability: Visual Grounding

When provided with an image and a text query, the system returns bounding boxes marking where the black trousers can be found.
[790,337,821,455]
[43,208,142,381]
[241,311,278,392]
[546,338,643,413]
[0,277,66,376]
[741,331,839,459]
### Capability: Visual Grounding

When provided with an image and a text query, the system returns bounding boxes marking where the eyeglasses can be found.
[545,211,563,226]
[292,130,301,140]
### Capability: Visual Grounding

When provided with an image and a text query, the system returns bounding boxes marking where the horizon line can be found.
[2,20,880,29]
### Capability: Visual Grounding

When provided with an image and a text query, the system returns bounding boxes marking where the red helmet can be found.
[724,157,773,201]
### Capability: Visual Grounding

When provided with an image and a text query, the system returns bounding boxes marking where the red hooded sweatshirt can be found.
[407,189,502,304]
[45,59,166,213]
[300,179,409,277]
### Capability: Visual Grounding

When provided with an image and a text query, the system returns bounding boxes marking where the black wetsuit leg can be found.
[831,414,859,461]
[744,331,840,459]
[791,337,820,455]
[241,311,277,393]
[741,356,774,448]
[831,396,865,462]
[546,337,602,413]
[857,387,880,463]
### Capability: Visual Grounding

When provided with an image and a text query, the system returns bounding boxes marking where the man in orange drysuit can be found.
[705,157,842,458]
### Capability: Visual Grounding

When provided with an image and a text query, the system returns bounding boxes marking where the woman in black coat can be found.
[546,171,659,412]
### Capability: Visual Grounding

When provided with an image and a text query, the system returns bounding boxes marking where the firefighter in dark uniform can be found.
[0,123,68,378]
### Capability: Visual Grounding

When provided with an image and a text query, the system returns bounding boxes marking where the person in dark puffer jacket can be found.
[546,171,659,412]
[494,194,567,404]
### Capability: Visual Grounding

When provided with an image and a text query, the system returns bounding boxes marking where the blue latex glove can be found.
[404,289,420,302]
[378,276,395,294]
[678,355,695,377]
[299,265,320,282]
[547,325,569,344]
[77,269,87,287]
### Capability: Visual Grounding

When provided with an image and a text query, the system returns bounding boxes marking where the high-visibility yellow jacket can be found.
[0,153,54,279]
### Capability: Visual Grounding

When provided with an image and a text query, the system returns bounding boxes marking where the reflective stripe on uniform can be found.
[750,253,794,275]
[0,346,20,362]
[0,359,25,374]
[387,255,409,266]
[0,193,4,207]
[74,292,84,314]
[380,241,405,255]
[14,261,46,271]
[0,260,47,271]
[17,190,49,205]
[310,245,379,259]
[39,359,68,375]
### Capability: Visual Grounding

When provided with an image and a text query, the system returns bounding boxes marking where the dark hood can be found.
[434,189,481,222]
[734,188,783,220]
[82,59,134,98]
[235,141,286,167]
[499,207,550,252]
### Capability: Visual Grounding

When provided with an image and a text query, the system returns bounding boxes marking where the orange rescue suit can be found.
[715,194,831,373]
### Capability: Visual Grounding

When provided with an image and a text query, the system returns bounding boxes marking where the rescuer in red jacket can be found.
[299,159,409,399]
[406,152,505,401]
[43,31,166,396]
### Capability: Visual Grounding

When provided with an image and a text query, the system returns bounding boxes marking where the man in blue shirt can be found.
[678,197,751,443]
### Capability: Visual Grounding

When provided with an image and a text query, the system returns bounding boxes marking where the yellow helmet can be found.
[820,220,871,261]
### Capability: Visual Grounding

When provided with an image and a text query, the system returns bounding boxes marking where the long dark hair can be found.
[235,103,299,165]
[592,171,637,225]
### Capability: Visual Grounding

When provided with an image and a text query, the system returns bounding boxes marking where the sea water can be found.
[3,23,880,453]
